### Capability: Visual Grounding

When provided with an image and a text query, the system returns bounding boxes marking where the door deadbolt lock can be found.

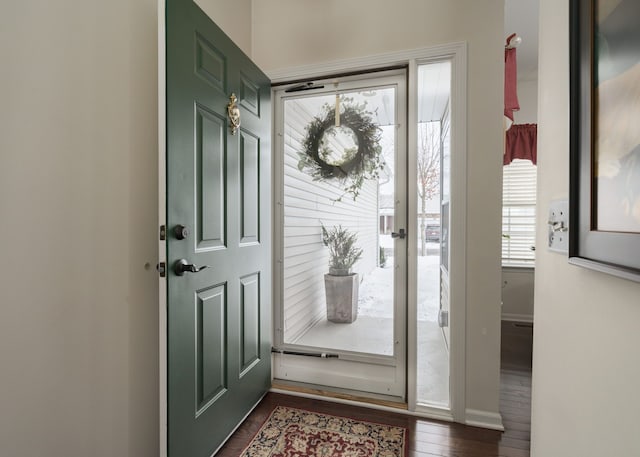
[174,224,189,240]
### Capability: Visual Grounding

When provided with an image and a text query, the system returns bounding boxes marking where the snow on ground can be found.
[359,248,441,322]
[297,237,449,405]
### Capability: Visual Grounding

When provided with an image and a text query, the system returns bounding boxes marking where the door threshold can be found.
[270,380,407,410]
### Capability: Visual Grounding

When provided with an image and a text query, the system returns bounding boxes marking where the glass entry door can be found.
[273,71,407,398]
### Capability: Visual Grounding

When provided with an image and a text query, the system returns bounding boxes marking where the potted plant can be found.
[321,224,363,323]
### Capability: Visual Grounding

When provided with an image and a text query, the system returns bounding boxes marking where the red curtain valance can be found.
[504,123,537,165]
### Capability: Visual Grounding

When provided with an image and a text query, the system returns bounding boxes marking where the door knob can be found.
[391,229,406,239]
[173,224,189,240]
[174,259,209,276]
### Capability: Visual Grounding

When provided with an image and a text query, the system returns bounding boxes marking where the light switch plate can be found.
[548,199,569,253]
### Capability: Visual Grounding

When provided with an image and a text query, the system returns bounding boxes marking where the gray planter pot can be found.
[324,273,359,323]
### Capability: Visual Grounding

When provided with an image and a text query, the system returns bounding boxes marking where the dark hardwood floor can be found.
[499,320,533,456]
[218,321,533,457]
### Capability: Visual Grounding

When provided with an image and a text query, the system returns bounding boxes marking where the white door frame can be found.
[268,42,468,422]
[157,1,168,456]
[272,70,408,399]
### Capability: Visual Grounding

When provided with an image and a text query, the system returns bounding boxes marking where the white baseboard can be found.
[465,408,504,431]
[501,313,533,323]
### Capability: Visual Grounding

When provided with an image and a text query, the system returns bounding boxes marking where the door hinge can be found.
[159,225,166,241]
[156,262,166,277]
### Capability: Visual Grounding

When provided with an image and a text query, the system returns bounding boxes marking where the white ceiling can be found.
[505,0,540,81]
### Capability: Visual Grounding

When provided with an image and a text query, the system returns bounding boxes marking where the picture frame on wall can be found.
[569,0,640,282]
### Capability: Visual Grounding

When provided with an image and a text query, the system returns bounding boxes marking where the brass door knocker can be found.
[227,93,241,135]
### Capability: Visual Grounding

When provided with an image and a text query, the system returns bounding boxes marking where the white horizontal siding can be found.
[282,98,379,343]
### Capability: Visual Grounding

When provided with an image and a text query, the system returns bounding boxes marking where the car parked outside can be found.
[425,224,441,242]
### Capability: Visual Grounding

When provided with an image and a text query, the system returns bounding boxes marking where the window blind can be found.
[502,158,536,266]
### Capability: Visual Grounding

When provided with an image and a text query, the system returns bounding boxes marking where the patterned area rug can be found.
[240,406,407,457]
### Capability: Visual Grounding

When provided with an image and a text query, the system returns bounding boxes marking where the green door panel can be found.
[166,1,271,455]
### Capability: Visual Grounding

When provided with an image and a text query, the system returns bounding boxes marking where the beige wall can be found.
[0,1,159,455]
[194,0,252,56]
[532,0,640,455]
[0,1,253,456]
[252,0,506,419]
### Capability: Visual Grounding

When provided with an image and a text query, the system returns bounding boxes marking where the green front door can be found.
[166,1,271,455]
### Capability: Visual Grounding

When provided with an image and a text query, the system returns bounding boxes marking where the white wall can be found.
[512,79,538,124]
[502,78,538,321]
[0,1,252,456]
[501,268,535,321]
[253,0,505,421]
[532,1,640,455]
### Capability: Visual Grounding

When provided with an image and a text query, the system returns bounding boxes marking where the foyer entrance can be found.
[272,61,454,410]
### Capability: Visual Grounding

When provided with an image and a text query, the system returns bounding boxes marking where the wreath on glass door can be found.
[297,102,384,201]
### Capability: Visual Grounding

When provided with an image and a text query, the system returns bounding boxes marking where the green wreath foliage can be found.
[297,101,384,201]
